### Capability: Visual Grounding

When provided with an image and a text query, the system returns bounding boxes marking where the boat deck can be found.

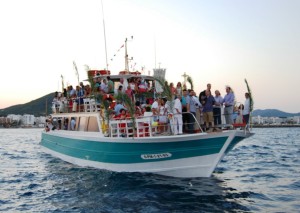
[47,111,250,138]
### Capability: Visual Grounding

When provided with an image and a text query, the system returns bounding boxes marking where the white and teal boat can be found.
[41,108,253,178]
[41,38,253,177]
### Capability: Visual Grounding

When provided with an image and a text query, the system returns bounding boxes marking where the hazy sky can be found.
[0,0,299,113]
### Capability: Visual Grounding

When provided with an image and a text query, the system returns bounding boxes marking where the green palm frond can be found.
[244,79,254,112]
[73,61,79,86]
[153,76,174,113]
[94,94,112,121]
[153,77,172,101]
[187,75,194,90]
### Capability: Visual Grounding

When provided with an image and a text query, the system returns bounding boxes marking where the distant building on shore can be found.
[0,113,299,128]
[0,114,46,128]
[252,116,300,125]
[22,114,35,127]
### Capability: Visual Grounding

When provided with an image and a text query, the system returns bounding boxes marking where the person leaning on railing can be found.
[188,89,198,133]
[181,89,190,133]
[158,98,168,133]
[202,90,215,132]
[134,101,143,117]
[172,94,183,135]
[84,84,91,97]
[213,90,224,126]
[222,86,235,125]
[243,92,251,125]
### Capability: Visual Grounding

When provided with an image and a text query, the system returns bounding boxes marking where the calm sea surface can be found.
[0,128,299,212]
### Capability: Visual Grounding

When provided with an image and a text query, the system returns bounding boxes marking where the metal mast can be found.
[125,38,129,71]
[101,0,108,70]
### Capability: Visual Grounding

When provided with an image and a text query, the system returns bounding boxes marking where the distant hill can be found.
[1,94,300,118]
[0,93,54,117]
[252,109,300,117]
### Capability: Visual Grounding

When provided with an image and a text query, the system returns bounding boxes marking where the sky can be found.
[0,0,299,113]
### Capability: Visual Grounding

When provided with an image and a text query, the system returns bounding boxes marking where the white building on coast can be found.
[252,116,300,125]
[22,114,35,127]
[0,114,46,127]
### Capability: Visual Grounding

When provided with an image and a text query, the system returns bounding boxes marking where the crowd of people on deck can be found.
[51,73,251,134]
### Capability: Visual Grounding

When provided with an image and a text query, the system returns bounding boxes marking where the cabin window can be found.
[63,117,69,130]
[51,118,58,129]
[87,116,99,132]
[57,118,62,130]
[78,116,87,131]
[70,117,77,131]
[50,117,62,130]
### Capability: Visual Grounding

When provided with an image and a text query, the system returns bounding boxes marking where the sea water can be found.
[0,128,299,212]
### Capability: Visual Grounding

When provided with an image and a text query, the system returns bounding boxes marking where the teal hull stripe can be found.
[41,133,228,164]
[224,136,244,154]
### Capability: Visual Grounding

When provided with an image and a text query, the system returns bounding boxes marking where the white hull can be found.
[41,131,236,178]
[42,146,223,177]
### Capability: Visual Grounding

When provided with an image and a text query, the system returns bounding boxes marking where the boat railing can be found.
[108,112,204,138]
[182,112,204,133]
[52,96,104,114]
[199,105,251,133]
[109,116,157,138]
[50,98,250,135]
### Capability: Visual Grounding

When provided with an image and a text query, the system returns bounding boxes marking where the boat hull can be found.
[40,130,249,177]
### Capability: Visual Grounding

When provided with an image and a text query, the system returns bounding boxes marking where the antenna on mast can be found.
[124,36,133,72]
[154,35,157,69]
[125,38,128,71]
[101,0,108,70]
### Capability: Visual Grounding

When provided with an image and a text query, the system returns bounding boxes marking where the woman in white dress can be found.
[158,98,168,132]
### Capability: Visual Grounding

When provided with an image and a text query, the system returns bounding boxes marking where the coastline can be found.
[1,125,299,129]
[252,124,300,128]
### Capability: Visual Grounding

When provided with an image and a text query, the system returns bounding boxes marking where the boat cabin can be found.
[47,112,168,138]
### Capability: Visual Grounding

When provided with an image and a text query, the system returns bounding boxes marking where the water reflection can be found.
[42,156,251,212]
[2,128,300,212]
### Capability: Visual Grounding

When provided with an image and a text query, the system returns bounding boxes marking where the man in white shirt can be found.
[172,94,183,135]
[151,98,159,114]
[151,98,159,123]
[101,79,108,93]
[117,78,128,93]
